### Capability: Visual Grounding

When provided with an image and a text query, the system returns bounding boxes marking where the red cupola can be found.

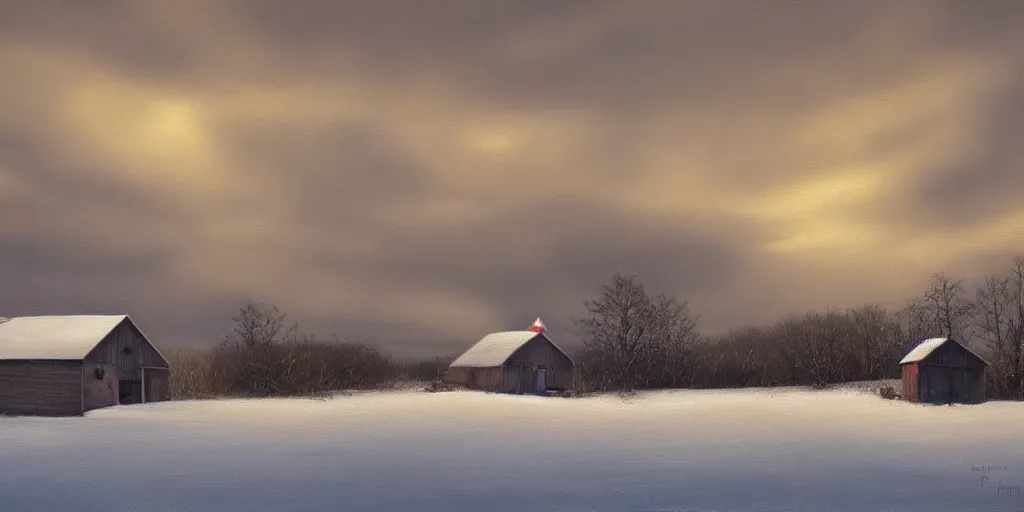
[528,317,546,333]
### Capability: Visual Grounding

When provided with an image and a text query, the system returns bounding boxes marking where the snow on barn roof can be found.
[450,331,540,367]
[0,315,130,360]
[450,317,575,369]
[899,337,990,366]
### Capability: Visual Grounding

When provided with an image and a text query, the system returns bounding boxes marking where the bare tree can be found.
[975,275,1012,376]
[216,300,294,396]
[1009,258,1024,397]
[847,304,903,379]
[896,297,931,347]
[779,310,853,388]
[575,274,699,391]
[575,274,649,391]
[919,273,975,343]
[644,293,701,387]
[971,258,1024,399]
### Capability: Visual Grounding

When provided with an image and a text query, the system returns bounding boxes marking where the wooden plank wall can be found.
[471,367,503,391]
[505,336,575,391]
[501,365,526,393]
[901,364,918,402]
[444,334,575,393]
[84,319,168,382]
[83,361,119,412]
[442,367,470,386]
[917,341,987,404]
[0,361,83,416]
[928,341,987,370]
[144,368,171,402]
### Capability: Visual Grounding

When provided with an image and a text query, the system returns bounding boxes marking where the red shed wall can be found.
[901,363,918,402]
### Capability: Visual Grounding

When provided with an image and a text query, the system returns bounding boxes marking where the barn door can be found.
[118,380,142,404]
[535,368,547,393]
[144,368,169,402]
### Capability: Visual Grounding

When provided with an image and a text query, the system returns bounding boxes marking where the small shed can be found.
[443,318,575,394]
[899,337,988,404]
[0,315,172,416]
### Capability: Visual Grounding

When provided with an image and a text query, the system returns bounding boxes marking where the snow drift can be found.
[1,386,1021,512]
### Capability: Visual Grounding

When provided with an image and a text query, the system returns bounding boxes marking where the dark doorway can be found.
[119,380,142,404]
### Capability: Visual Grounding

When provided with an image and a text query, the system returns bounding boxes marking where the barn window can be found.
[94,367,105,380]
[123,347,133,356]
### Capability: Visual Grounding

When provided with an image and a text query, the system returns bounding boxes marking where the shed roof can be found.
[0,315,133,360]
[449,330,571,368]
[899,337,990,366]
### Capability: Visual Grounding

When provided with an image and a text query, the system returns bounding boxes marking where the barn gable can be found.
[84,317,170,368]
[899,337,989,367]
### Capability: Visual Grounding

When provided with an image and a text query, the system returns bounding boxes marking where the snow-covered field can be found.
[1,386,1022,512]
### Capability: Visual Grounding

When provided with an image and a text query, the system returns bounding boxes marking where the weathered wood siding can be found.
[0,361,83,416]
[901,363,919,402]
[443,367,500,391]
[505,336,575,391]
[144,368,171,402]
[83,361,119,412]
[442,366,469,386]
[83,319,168,382]
[926,341,987,370]
[904,340,986,405]
[501,365,527,394]
[443,334,576,394]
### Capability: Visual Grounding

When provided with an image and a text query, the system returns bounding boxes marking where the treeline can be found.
[573,257,1024,400]
[166,301,453,399]
[167,256,1024,401]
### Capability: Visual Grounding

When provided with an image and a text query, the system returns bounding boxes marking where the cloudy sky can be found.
[1,0,1023,357]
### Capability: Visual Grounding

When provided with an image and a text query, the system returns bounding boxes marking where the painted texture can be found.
[83,319,168,382]
[82,319,171,411]
[0,317,171,416]
[83,361,118,412]
[901,338,987,404]
[0,316,129,359]
[445,334,575,393]
[2,387,1023,512]
[144,368,171,402]
[0,360,83,416]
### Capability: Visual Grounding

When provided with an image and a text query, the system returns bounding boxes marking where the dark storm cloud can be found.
[0,235,170,278]
[0,234,203,343]
[293,198,744,355]
[0,127,193,243]
[910,78,1024,229]
[314,198,746,332]
[224,121,436,228]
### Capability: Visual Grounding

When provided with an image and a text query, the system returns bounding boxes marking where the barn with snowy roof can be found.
[0,315,171,416]
[443,318,575,394]
[899,337,988,404]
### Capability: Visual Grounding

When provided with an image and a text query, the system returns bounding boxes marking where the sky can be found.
[1,0,1023,358]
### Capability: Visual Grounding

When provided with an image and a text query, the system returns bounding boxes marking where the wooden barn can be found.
[443,318,575,394]
[0,315,171,416]
[899,337,989,404]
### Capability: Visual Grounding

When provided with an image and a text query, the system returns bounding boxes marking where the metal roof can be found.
[0,315,131,360]
[449,330,572,368]
[899,337,990,366]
